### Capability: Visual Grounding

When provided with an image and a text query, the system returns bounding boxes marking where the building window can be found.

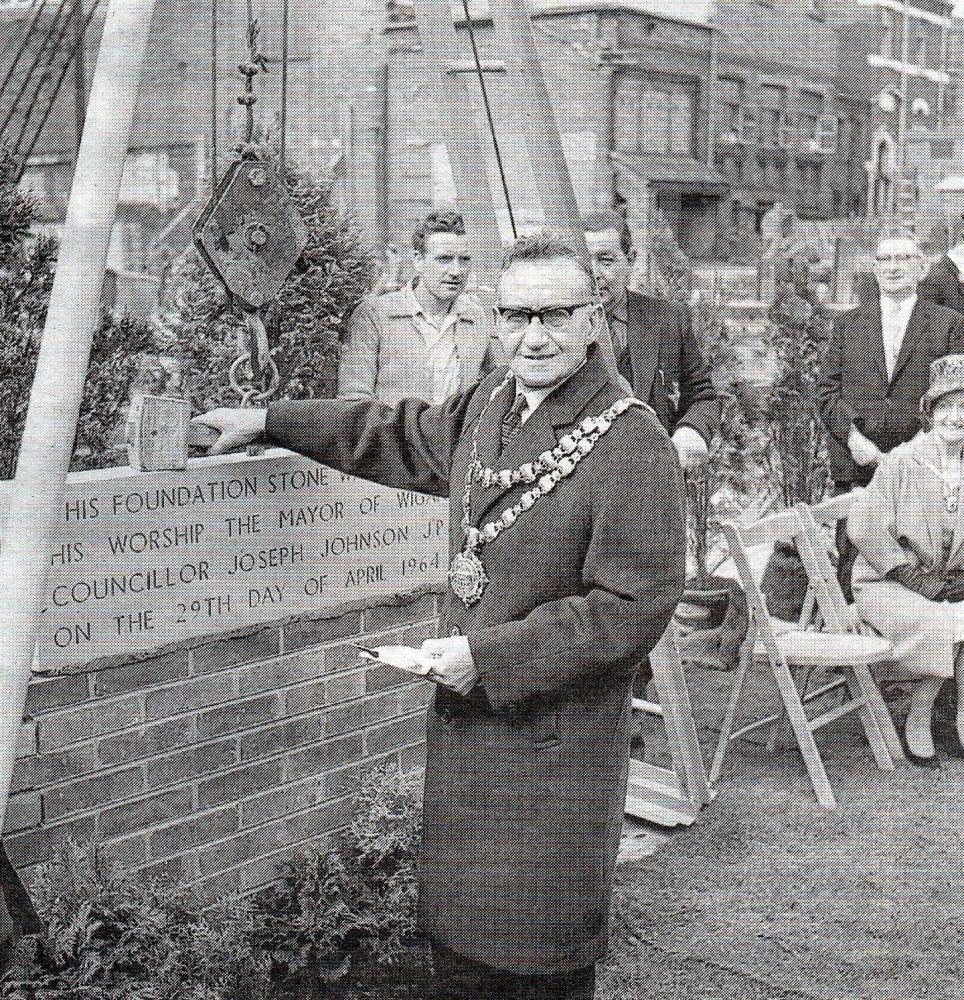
[881,9,898,60]
[847,118,865,158]
[614,73,695,157]
[798,89,824,144]
[758,84,787,145]
[718,77,743,135]
[721,155,743,185]
[914,33,927,67]
[798,161,822,204]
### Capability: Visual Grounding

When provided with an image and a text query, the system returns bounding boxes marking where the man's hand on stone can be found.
[192,408,267,456]
[671,426,709,472]
[422,636,478,695]
[847,424,883,468]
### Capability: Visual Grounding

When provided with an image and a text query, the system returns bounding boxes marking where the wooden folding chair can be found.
[711,505,899,809]
[626,620,712,827]
[794,498,905,765]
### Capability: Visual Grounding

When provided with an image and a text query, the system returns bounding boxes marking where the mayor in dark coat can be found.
[195,235,687,999]
[583,209,719,471]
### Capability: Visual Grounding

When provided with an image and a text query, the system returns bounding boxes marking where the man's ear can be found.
[412,251,425,277]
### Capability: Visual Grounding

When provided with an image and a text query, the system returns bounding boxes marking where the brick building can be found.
[3,0,960,278]
[358,0,960,261]
[835,0,956,236]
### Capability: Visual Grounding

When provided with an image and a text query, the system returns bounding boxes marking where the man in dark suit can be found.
[818,236,964,601]
[582,209,719,471]
[918,235,964,317]
[194,234,686,999]
[818,237,964,491]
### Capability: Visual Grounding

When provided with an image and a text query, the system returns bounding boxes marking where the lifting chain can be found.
[230,0,273,408]
[236,7,268,156]
[195,0,304,411]
[229,312,280,406]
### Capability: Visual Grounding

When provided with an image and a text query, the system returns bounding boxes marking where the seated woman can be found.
[848,354,964,767]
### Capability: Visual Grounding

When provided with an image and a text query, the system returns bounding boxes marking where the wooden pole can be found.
[489,0,625,386]
[0,0,156,830]
[412,0,504,296]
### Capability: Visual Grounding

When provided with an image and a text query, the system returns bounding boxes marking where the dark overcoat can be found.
[265,351,686,974]
[816,298,964,485]
[918,254,964,317]
[625,291,719,445]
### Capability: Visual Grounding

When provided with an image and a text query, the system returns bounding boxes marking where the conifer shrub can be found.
[3,764,423,999]
[155,154,374,411]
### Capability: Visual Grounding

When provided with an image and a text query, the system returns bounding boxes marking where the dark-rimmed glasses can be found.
[496,302,593,330]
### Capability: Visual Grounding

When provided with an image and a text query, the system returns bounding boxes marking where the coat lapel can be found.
[854,299,889,395]
[468,353,612,525]
[626,292,660,403]
[889,300,929,386]
[899,434,964,569]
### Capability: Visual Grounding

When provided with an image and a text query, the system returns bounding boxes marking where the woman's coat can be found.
[848,432,964,679]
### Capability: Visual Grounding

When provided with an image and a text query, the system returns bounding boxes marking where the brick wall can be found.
[6,590,439,904]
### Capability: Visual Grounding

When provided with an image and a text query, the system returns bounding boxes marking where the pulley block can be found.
[194,158,307,310]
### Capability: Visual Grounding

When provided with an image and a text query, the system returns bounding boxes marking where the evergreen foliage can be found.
[3,764,423,1000]
[248,762,422,984]
[0,145,373,478]
[156,155,375,410]
[766,255,833,506]
[0,148,159,479]
[3,843,268,1000]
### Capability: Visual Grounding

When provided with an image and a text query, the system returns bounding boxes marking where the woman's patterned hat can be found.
[921,354,964,414]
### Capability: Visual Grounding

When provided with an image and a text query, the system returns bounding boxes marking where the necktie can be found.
[501,394,527,450]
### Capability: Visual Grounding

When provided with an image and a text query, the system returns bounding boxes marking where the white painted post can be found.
[0,0,156,829]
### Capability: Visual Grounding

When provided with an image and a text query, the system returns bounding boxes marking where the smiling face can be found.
[873,238,925,298]
[584,227,632,312]
[414,232,471,302]
[932,389,964,446]
[496,257,599,389]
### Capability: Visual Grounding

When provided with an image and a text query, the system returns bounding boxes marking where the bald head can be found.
[874,237,925,299]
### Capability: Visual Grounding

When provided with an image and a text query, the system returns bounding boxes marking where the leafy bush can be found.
[0,143,161,479]
[248,762,422,984]
[1,142,374,479]
[2,844,269,1000]
[0,314,161,479]
[766,255,832,506]
[3,764,423,999]
[155,152,375,411]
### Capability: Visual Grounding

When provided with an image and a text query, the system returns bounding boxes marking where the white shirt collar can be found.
[879,293,916,380]
[513,361,588,423]
[879,292,916,316]
[406,279,462,322]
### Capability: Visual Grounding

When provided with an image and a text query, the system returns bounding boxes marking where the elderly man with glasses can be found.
[818,236,964,603]
[194,234,686,999]
[818,236,964,492]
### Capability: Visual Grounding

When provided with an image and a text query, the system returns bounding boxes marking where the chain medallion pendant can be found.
[448,550,489,606]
